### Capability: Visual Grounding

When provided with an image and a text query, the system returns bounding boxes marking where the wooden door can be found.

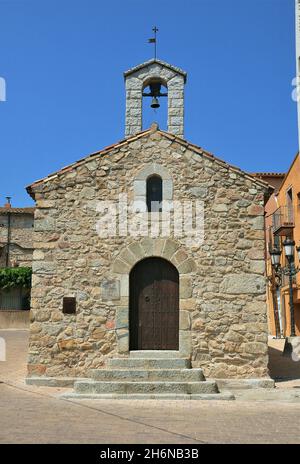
[129,257,179,350]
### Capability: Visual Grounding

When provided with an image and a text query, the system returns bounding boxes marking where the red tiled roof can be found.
[26,125,274,198]
[124,59,187,82]
[0,207,35,214]
[251,172,286,178]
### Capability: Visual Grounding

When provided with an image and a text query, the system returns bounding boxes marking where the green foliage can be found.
[0,267,32,290]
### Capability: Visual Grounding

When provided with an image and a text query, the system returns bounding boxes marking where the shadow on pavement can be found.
[268,344,300,381]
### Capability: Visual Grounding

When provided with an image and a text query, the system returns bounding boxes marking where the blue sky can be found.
[0,0,298,206]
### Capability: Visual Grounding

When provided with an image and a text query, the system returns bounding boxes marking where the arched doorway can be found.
[129,257,179,350]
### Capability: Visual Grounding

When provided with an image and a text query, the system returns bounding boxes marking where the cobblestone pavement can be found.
[1,330,300,444]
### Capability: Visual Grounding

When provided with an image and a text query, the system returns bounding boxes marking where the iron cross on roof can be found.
[148,26,158,59]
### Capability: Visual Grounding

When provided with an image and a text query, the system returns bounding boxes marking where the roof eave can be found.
[26,127,154,192]
[158,130,274,192]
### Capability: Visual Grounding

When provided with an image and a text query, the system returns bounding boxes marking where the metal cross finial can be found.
[148,26,158,59]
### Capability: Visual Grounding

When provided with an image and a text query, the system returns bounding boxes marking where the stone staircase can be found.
[62,351,235,400]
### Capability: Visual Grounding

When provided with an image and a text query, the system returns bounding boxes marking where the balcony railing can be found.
[272,205,294,236]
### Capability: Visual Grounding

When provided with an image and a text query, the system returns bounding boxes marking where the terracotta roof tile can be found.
[251,172,286,178]
[26,126,274,197]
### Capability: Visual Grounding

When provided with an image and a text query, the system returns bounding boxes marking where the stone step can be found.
[74,380,218,395]
[90,368,205,382]
[61,392,235,401]
[107,357,191,369]
[129,350,182,359]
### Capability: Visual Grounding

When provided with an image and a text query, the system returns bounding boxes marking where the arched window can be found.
[146,175,162,212]
[133,163,172,212]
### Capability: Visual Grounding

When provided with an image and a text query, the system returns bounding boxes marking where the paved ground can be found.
[1,330,300,444]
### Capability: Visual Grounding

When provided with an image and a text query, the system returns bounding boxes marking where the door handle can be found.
[145,296,150,302]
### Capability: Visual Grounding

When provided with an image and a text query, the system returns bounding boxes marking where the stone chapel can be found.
[26,59,274,398]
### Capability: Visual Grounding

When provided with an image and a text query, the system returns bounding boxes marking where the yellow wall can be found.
[266,154,300,337]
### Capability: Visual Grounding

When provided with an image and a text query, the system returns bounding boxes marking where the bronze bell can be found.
[151,96,160,109]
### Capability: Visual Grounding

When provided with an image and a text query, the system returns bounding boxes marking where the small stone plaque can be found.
[62,297,76,314]
[101,280,120,301]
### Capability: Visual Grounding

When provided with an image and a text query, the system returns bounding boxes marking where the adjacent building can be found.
[0,199,34,268]
[263,2,300,338]
[0,198,34,326]
[265,154,300,337]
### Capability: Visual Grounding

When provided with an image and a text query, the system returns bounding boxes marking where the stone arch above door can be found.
[111,238,196,357]
[112,238,196,276]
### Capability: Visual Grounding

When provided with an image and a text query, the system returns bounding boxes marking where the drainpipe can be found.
[5,196,11,267]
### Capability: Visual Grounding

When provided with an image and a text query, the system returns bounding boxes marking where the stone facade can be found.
[124,59,186,138]
[0,206,34,267]
[26,125,271,380]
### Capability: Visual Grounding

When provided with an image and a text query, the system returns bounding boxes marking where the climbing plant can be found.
[0,267,32,289]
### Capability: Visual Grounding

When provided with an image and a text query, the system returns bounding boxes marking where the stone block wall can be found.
[27,130,269,380]
[124,60,186,138]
